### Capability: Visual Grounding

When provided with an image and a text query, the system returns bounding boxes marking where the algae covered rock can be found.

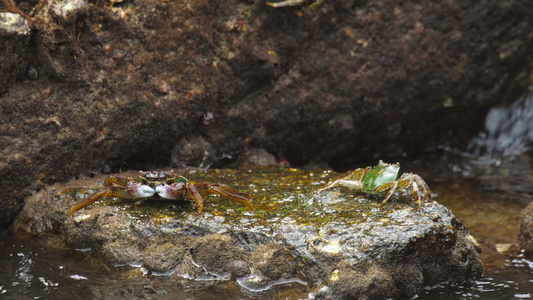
[13,167,482,298]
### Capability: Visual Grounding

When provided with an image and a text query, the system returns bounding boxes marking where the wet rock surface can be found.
[14,167,483,299]
[517,201,533,258]
[1,0,532,228]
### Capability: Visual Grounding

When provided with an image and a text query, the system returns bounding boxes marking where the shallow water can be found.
[416,177,533,299]
[2,154,533,299]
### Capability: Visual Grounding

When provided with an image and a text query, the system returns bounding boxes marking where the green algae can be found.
[62,166,427,229]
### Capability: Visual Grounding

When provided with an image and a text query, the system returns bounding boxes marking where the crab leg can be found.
[183,182,205,214]
[104,175,132,187]
[69,179,155,216]
[397,173,432,210]
[374,181,398,206]
[196,183,255,211]
[266,0,304,7]
[316,167,368,193]
[155,181,206,213]
[69,189,107,216]
[409,181,422,210]
[156,180,253,213]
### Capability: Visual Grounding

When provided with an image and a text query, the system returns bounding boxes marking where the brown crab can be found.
[68,170,254,216]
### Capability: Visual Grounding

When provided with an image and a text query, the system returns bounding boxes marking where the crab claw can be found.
[155,183,186,199]
[128,182,156,198]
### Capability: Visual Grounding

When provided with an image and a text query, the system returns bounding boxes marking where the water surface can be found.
[1,154,533,299]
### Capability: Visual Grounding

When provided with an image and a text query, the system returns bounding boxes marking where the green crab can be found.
[68,171,254,216]
[317,160,431,210]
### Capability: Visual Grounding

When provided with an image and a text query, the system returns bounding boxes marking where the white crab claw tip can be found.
[155,185,172,199]
[138,185,156,198]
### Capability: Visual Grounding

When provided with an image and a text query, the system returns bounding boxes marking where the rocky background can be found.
[1,0,533,229]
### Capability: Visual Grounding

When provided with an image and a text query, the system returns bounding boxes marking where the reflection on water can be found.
[0,235,305,299]
[0,238,78,299]
[1,154,533,299]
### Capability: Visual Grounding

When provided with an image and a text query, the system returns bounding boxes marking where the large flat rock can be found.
[14,167,482,299]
